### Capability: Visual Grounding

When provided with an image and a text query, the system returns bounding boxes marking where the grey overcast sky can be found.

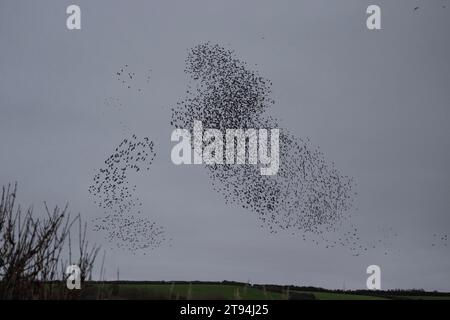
[1,0,450,290]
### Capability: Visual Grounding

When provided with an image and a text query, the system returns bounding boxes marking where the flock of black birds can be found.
[89,42,447,256]
[168,43,449,256]
[169,43,375,253]
[92,213,167,252]
[89,135,155,212]
[89,135,169,251]
[295,224,399,257]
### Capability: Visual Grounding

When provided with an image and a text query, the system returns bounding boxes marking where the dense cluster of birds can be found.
[170,43,356,238]
[92,214,167,252]
[89,134,169,251]
[89,44,448,257]
[169,43,449,257]
[89,135,155,212]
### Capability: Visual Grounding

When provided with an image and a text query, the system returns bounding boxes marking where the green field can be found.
[395,295,450,300]
[297,291,387,300]
[75,282,450,300]
[107,283,284,300]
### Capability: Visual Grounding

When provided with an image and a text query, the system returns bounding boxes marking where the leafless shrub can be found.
[0,183,100,299]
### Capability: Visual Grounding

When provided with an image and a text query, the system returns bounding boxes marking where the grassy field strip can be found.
[396,295,450,300]
[114,284,284,300]
[79,283,450,300]
[296,291,387,300]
